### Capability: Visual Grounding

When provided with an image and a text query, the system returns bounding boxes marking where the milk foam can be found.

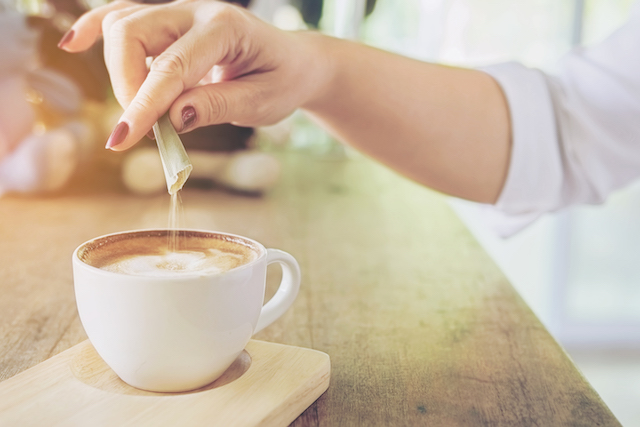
[101,248,246,277]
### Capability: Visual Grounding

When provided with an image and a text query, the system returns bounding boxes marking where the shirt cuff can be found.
[477,62,561,237]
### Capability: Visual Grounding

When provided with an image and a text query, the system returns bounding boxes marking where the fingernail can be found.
[57,29,74,49]
[106,122,129,149]
[146,130,155,140]
[181,106,197,130]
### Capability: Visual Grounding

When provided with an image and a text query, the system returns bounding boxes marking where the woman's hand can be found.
[60,0,329,151]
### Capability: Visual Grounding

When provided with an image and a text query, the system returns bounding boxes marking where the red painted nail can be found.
[57,29,75,49]
[182,106,197,130]
[106,122,129,149]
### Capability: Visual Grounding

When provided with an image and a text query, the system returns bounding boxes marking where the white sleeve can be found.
[476,4,640,237]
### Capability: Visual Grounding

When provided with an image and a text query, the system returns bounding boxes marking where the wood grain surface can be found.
[0,150,620,426]
[0,339,330,426]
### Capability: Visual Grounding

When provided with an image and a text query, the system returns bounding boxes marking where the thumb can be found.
[169,78,283,132]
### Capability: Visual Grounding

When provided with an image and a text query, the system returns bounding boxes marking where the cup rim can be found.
[72,228,266,280]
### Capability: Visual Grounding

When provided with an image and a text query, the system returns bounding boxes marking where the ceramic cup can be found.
[72,229,301,392]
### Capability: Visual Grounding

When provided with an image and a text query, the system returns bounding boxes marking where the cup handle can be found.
[254,249,301,334]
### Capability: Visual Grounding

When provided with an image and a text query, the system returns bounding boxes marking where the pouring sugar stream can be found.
[151,113,192,268]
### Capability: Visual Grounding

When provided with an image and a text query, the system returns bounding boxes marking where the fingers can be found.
[105,2,203,108]
[107,7,259,151]
[63,0,284,152]
[101,4,150,75]
[57,0,138,52]
[107,24,235,151]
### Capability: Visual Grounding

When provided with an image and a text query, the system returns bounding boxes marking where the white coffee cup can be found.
[72,229,301,392]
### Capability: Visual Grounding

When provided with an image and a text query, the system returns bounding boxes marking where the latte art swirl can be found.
[101,249,247,276]
[78,230,260,277]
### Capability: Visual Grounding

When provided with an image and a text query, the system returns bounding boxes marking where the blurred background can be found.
[278,0,640,424]
[1,0,638,424]
[356,1,640,424]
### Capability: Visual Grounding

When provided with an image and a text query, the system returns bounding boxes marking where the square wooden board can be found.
[0,340,330,426]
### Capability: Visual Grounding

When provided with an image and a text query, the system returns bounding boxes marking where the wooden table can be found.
[0,150,620,426]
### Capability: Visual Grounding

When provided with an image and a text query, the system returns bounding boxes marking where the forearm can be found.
[64,0,510,198]
[302,34,511,203]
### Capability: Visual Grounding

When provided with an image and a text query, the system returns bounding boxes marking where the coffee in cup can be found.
[78,230,258,276]
[73,229,301,392]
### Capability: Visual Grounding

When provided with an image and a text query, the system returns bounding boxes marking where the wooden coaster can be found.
[0,340,330,426]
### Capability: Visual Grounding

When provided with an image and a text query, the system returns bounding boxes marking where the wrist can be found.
[293,31,340,113]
